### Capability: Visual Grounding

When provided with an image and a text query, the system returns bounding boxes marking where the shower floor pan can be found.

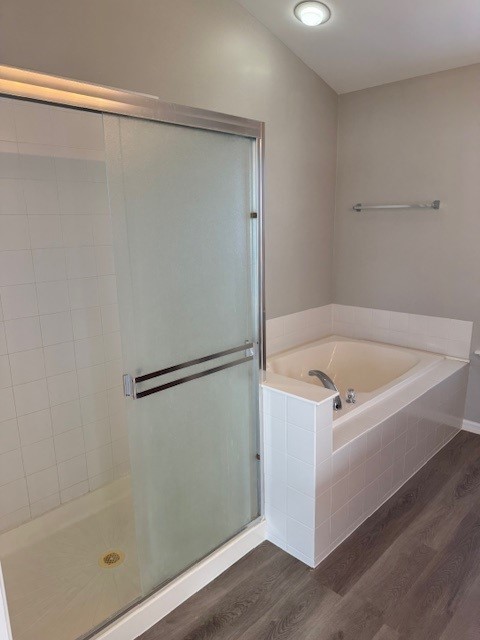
[0,476,141,640]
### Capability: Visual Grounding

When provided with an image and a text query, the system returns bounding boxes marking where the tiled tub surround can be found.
[0,97,129,532]
[267,304,473,360]
[266,304,333,357]
[263,361,468,567]
[332,304,472,361]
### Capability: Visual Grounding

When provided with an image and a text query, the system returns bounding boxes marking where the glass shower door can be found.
[104,115,260,594]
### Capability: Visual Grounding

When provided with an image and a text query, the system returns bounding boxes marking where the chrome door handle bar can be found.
[124,342,255,399]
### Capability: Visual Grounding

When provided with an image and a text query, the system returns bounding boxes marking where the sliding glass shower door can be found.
[104,115,260,594]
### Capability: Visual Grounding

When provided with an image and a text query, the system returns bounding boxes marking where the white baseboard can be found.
[463,419,480,434]
[94,520,266,640]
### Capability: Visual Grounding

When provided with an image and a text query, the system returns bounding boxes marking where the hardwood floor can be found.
[139,430,480,640]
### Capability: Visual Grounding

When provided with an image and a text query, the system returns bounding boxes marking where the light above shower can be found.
[294,1,331,26]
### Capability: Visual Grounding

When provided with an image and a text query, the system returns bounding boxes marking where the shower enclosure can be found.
[0,66,264,640]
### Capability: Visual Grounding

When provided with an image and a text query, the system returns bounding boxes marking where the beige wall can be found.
[4,1,478,418]
[334,64,480,421]
[0,0,338,320]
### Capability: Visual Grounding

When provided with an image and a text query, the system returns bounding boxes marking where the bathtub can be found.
[266,336,443,425]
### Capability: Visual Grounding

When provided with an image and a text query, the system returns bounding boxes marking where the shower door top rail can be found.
[0,64,263,138]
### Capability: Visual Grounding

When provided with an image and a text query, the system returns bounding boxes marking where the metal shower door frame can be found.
[0,63,265,372]
[0,63,266,637]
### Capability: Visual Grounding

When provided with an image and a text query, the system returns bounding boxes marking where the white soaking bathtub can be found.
[266,336,443,425]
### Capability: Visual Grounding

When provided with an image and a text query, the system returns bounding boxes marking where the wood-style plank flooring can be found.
[139,431,480,640]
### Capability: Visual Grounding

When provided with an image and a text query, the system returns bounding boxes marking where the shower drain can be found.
[99,550,125,568]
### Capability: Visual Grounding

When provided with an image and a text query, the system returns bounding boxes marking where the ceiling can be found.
[235,0,480,93]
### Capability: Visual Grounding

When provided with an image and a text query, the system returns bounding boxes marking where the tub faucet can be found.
[308,370,342,411]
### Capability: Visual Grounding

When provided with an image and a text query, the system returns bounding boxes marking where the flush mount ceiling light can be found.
[294,1,331,26]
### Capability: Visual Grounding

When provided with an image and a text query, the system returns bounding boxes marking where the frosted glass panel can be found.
[104,115,259,593]
[130,363,257,591]
[106,116,254,373]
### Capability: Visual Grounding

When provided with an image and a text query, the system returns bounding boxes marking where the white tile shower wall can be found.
[266,304,472,360]
[264,365,468,567]
[332,305,473,360]
[0,97,129,532]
